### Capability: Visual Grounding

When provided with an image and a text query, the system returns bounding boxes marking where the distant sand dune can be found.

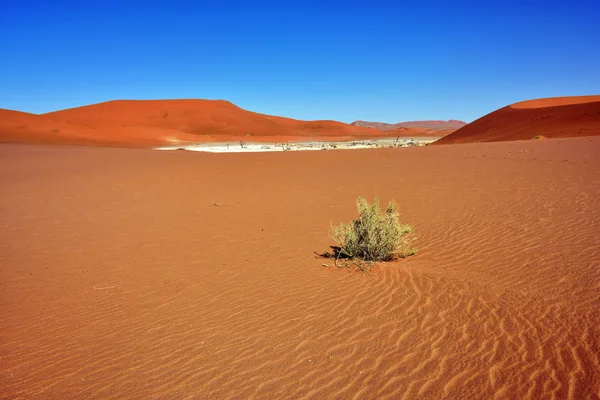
[1,100,385,147]
[351,119,467,131]
[436,95,600,144]
[6,96,599,148]
[43,99,377,138]
[1,137,599,398]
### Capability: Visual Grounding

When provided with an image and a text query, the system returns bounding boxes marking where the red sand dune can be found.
[389,126,431,136]
[43,99,383,144]
[436,95,600,144]
[352,119,467,131]
[395,119,466,129]
[1,100,384,147]
[0,108,204,147]
[0,108,96,145]
[1,137,599,398]
[387,126,457,138]
[512,95,600,109]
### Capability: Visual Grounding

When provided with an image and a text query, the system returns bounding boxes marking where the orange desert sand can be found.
[1,96,600,399]
[2,137,600,399]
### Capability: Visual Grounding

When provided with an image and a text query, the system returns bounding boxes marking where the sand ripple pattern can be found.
[1,138,600,399]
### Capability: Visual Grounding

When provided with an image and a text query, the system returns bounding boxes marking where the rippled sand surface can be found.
[1,137,599,399]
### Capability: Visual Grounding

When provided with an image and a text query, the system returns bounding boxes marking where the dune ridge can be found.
[512,95,600,109]
[436,95,600,144]
[1,137,599,398]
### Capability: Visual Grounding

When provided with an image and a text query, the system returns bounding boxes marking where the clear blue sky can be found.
[1,0,599,123]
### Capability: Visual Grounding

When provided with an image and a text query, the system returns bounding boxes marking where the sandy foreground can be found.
[1,138,599,399]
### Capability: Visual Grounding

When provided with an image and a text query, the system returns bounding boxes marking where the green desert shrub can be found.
[329,197,415,262]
